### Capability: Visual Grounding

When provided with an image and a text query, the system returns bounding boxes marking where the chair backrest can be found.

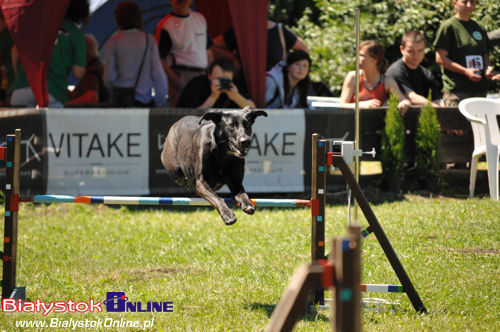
[458,98,500,148]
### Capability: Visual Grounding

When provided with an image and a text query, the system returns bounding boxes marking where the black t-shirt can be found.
[223,24,298,71]
[386,58,441,101]
[176,75,239,108]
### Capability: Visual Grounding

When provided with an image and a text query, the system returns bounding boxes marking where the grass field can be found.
[0,195,498,331]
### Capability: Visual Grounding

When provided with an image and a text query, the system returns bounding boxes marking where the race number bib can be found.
[466,55,484,70]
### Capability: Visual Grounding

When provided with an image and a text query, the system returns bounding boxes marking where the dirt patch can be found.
[127,267,182,278]
[449,248,500,254]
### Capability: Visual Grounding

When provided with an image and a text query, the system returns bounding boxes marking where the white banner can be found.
[45,109,149,195]
[239,109,305,192]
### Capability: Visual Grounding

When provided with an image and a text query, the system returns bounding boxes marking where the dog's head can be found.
[200,107,268,158]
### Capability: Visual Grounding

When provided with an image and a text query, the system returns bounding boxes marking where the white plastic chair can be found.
[458,98,500,200]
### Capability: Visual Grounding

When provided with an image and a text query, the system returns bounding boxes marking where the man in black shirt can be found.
[386,31,442,106]
[177,59,255,109]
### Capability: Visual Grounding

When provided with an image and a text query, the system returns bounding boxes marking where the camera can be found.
[218,78,232,90]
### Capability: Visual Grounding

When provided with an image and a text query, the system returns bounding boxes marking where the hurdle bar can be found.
[19,195,311,208]
[361,284,403,293]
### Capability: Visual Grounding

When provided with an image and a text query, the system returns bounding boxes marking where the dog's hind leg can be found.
[196,179,237,225]
[161,131,186,185]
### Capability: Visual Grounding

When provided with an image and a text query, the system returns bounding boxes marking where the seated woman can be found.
[265,50,311,109]
[340,40,411,109]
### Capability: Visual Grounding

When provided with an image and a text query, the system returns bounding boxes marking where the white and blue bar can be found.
[361,284,403,293]
[20,195,311,208]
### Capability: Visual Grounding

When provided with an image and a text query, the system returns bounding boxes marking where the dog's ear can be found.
[245,108,268,124]
[200,109,223,125]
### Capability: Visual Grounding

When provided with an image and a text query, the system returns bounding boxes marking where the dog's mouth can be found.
[229,143,249,158]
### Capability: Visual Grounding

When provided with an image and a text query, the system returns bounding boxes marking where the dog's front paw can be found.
[240,201,255,215]
[222,210,237,225]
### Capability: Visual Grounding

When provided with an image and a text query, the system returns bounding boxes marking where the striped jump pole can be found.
[361,284,403,293]
[2,129,25,300]
[20,195,311,208]
[311,133,326,305]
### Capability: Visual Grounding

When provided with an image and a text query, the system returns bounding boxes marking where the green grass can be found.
[0,197,498,331]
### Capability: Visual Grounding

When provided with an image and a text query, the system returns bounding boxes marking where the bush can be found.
[294,0,500,95]
[380,92,405,191]
[415,101,441,189]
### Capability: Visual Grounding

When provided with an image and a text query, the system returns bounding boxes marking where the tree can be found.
[380,92,405,192]
[294,0,500,95]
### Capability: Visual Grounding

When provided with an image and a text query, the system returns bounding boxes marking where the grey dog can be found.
[161,107,268,225]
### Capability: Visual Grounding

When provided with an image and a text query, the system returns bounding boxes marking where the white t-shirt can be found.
[156,12,208,68]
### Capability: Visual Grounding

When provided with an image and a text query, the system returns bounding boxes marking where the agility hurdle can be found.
[0,130,310,299]
[2,130,425,319]
[310,133,427,313]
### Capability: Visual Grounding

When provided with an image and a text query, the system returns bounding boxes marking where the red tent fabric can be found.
[194,0,232,39]
[1,0,267,108]
[0,0,69,107]
[227,0,268,107]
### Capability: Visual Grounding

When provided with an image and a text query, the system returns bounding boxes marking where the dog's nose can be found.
[239,138,251,149]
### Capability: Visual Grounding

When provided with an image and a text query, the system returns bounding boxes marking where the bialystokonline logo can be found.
[103,292,173,313]
[2,292,173,315]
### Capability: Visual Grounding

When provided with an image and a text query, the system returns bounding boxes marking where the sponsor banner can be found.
[0,109,45,194]
[149,109,306,194]
[240,109,305,192]
[45,109,149,195]
[149,108,199,195]
[150,109,305,195]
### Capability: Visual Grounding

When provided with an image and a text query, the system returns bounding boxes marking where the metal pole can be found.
[353,7,361,225]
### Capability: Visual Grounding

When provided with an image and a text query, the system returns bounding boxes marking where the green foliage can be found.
[268,0,319,27]
[381,92,405,188]
[294,0,500,94]
[415,101,441,178]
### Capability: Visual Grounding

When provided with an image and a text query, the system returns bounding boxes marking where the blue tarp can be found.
[83,0,172,51]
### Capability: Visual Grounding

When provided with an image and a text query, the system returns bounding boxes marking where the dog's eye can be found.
[231,121,238,128]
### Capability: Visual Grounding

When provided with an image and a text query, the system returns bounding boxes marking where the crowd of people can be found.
[0,0,498,109]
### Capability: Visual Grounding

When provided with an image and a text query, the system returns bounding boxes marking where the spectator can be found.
[10,0,88,107]
[265,50,311,109]
[104,1,167,107]
[434,0,499,106]
[177,59,255,109]
[212,18,308,72]
[155,0,212,107]
[67,34,108,106]
[386,31,442,106]
[340,40,411,109]
[0,11,15,105]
